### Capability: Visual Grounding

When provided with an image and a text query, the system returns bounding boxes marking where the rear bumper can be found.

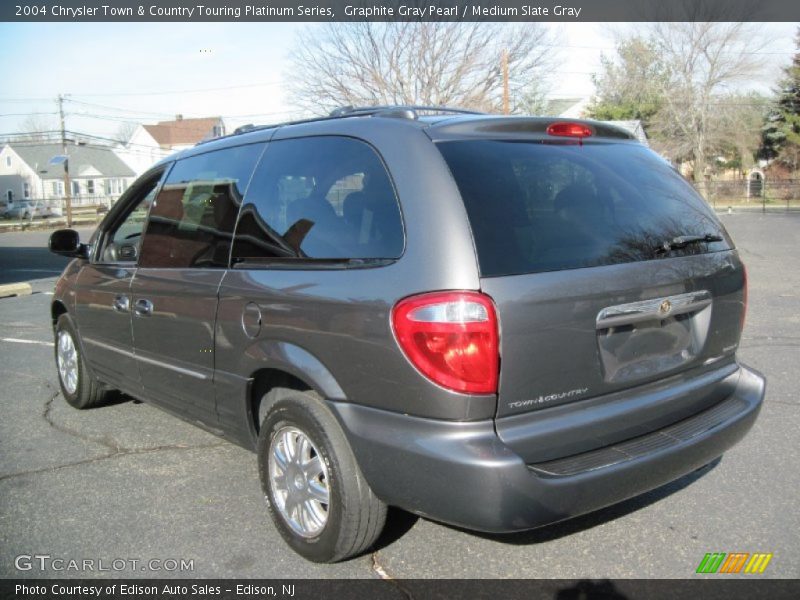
[330,364,765,533]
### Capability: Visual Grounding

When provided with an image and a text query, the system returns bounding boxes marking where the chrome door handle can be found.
[133,298,153,316]
[112,295,130,313]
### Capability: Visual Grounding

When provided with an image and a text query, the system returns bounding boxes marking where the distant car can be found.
[4,201,42,219]
[3,200,63,219]
[46,204,64,218]
[49,106,764,563]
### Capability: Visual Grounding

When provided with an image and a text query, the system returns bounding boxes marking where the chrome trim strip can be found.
[82,337,209,380]
[596,291,712,329]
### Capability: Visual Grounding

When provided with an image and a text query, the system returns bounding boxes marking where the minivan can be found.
[49,106,765,562]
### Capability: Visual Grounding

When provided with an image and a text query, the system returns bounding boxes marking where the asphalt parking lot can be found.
[0,214,798,579]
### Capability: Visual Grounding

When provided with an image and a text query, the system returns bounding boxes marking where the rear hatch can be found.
[435,129,746,429]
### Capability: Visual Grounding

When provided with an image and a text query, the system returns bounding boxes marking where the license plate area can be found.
[596,291,712,383]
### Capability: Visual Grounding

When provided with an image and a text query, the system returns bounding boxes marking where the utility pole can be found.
[57,94,73,228]
[501,49,510,115]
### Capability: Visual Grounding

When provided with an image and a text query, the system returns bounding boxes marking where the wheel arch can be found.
[251,369,313,434]
[51,300,68,328]
[247,341,347,436]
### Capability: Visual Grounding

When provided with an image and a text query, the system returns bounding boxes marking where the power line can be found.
[66,131,154,148]
[68,112,163,124]
[68,80,284,98]
[66,108,298,122]
[0,132,172,160]
[62,98,298,123]
[220,110,297,118]
[0,112,59,117]
[64,98,177,118]
[0,97,53,103]
[0,80,284,102]
[1,130,121,138]
[0,131,62,137]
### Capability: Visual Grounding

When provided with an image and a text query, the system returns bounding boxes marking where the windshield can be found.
[437,140,731,277]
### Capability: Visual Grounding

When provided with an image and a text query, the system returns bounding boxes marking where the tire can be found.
[257,391,387,562]
[54,314,107,409]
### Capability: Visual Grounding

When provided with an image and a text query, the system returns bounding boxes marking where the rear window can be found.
[437,140,731,277]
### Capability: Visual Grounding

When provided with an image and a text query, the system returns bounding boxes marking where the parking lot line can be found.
[0,337,53,347]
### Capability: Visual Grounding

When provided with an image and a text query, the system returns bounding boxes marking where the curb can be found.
[0,282,33,298]
[714,206,800,213]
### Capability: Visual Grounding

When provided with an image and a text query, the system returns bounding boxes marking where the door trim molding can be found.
[83,337,209,380]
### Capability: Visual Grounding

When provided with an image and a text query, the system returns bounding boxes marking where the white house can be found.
[118,115,225,175]
[544,98,649,146]
[0,141,136,209]
[545,97,592,119]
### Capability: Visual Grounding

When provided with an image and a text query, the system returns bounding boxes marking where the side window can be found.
[99,175,161,264]
[231,136,404,263]
[138,143,263,269]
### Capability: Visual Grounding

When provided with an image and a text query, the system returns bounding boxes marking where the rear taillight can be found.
[392,291,499,394]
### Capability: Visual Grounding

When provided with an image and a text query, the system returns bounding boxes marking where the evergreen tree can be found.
[586,37,671,132]
[759,28,800,171]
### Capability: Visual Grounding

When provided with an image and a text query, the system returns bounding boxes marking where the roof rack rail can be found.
[201,105,485,146]
[232,123,257,135]
[329,105,485,119]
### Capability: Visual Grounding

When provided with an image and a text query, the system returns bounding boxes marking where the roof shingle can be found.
[6,143,135,179]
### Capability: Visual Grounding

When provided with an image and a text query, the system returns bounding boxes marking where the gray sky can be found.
[0,22,797,140]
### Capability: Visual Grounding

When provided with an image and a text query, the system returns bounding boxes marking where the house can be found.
[605,120,649,146]
[0,142,136,208]
[0,174,26,205]
[119,115,225,175]
[545,97,591,119]
[543,98,649,146]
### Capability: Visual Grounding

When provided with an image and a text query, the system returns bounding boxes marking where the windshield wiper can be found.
[655,233,723,254]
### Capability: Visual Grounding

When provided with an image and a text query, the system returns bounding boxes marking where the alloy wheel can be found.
[268,426,330,538]
[56,330,79,395]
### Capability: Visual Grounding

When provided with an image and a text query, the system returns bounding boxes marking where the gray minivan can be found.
[49,107,765,562]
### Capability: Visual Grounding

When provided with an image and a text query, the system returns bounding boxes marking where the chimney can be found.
[175,114,183,121]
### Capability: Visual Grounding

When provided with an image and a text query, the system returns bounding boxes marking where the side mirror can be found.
[49,229,88,258]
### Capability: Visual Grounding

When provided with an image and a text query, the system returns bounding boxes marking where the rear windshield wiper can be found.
[655,233,723,254]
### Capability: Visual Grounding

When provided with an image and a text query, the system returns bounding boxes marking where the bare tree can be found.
[287,22,559,115]
[647,22,765,181]
[19,114,57,141]
[113,121,139,145]
[716,92,770,174]
[516,80,550,116]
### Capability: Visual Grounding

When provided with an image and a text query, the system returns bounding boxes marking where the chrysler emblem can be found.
[659,299,672,315]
